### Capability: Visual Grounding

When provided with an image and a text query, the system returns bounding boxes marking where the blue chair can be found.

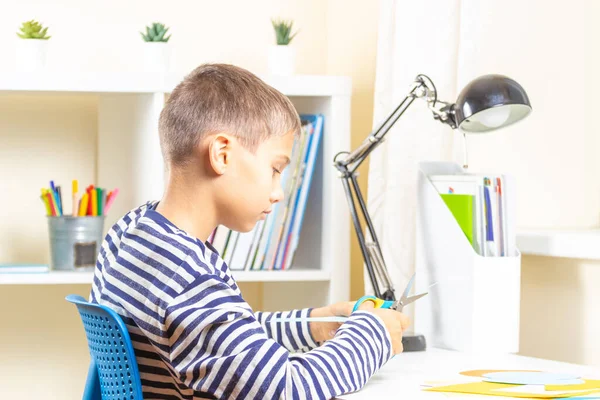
[66,294,144,400]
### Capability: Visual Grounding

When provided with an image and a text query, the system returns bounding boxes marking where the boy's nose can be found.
[270,187,285,203]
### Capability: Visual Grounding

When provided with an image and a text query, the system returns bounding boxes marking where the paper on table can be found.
[500,383,599,397]
[483,371,583,385]
[460,369,540,377]
[547,380,600,391]
[425,380,600,398]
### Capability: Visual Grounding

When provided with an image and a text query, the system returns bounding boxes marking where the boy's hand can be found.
[356,301,411,355]
[309,300,410,354]
[309,301,354,343]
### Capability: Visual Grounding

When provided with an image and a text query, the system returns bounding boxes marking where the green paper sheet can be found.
[440,194,474,245]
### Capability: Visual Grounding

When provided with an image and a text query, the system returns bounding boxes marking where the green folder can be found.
[440,194,474,245]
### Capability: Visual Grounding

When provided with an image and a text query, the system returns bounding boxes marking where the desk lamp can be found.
[334,74,531,350]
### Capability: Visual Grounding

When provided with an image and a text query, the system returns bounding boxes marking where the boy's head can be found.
[159,63,301,233]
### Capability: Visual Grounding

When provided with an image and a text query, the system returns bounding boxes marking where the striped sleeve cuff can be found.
[299,308,320,350]
[336,310,393,368]
[255,308,319,352]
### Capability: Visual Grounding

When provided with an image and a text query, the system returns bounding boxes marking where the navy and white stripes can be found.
[91,202,392,399]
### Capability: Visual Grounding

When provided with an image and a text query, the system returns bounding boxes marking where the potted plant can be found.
[268,19,299,76]
[140,22,171,73]
[16,20,51,71]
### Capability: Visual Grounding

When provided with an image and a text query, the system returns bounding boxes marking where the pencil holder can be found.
[47,216,105,271]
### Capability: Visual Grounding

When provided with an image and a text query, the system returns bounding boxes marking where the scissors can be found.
[352,273,428,313]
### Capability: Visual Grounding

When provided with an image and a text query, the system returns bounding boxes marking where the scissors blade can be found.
[401,273,416,302]
[393,273,428,311]
[403,292,428,306]
[393,292,428,312]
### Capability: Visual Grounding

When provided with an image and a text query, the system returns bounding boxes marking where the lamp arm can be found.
[334,74,456,300]
[336,79,421,173]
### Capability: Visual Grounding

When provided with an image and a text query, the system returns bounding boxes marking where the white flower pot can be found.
[142,42,171,73]
[15,39,48,71]
[268,45,296,76]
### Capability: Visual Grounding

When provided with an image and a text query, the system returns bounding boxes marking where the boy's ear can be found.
[207,133,233,175]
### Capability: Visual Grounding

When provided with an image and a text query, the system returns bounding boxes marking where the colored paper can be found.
[440,193,474,245]
[461,369,540,377]
[425,381,600,398]
[547,380,600,391]
[483,371,583,385]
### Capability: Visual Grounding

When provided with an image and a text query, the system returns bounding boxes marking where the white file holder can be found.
[414,161,521,354]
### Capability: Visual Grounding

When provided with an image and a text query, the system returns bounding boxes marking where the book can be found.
[430,172,510,257]
[211,225,230,255]
[259,117,312,270]
[272,117,315,270]
[229,226,258,271]
[244,220,265,270]
[282,114,324,270]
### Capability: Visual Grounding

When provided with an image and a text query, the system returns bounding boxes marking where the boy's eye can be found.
[273,167,281,175]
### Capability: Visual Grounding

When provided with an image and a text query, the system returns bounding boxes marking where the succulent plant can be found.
[271,19,298,45]
[17,20,51,40]
[140,22,171,42]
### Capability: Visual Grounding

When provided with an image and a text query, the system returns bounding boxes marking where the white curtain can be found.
[366,0,462,319]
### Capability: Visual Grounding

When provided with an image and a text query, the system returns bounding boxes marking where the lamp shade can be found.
[454,74,531,133]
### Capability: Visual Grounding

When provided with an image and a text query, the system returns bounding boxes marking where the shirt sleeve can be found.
[163,273,393,399]
[254,310,320,352]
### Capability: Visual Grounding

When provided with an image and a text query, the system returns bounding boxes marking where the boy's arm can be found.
[162,273,393,399]
[254,310,320,352]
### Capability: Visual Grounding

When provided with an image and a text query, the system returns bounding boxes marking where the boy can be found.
[91,63,409,399]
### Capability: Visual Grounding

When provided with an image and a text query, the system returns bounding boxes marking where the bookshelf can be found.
[0,71,352,310]
[0,269,332,285]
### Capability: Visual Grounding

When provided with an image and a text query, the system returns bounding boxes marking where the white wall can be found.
[459,0,600,229]
[458,0,600,365]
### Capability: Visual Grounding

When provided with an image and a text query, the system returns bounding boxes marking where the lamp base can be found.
[402,333,427,352]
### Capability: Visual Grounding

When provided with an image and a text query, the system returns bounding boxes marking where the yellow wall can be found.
[324,1,379,301]
[520,256,600,365]
[0,1,379,398]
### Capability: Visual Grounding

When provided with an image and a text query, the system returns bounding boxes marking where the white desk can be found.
[337,348,600,399]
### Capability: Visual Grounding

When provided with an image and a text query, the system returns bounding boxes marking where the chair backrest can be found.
[66,294,144,400]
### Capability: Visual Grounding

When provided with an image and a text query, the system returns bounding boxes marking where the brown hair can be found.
[159,63,301,166]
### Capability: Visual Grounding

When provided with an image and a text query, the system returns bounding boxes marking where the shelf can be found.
[517,229,600,260]
[0,71,352,97]
[0,269,331,285]
[232,270,331,282]
[0,68,351,304]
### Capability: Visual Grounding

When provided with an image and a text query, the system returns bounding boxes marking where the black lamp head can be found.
[453,74,531,133]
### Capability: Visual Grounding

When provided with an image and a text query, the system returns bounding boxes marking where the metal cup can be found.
[47,216,105,271]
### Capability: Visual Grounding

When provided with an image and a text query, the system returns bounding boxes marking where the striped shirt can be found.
[91,202,392,399]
